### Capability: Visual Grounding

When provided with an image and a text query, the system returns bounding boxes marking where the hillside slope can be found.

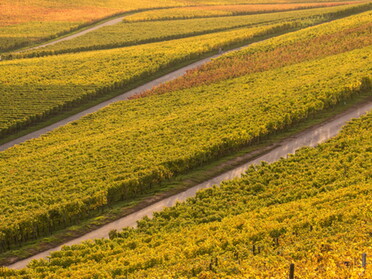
[1,106,370,278]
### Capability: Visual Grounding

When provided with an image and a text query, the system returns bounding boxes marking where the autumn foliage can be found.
[134,11,372,99]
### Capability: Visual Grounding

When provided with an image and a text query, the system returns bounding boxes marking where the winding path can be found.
[7,101,372,269]
[16,16,126,53]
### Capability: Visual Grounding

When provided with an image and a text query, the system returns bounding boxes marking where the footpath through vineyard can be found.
[7,100,372,270]
[13,16,125,53]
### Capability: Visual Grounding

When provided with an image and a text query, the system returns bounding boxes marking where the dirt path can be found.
[7,101,371,270]
[15,16,126,53]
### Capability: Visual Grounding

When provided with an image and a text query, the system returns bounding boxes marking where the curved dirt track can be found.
[0,47,244,152]
[7,101,372,270]
[16,16,126,53]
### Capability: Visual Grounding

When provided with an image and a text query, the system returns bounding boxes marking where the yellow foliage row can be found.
[0,0,187,27]
[8,4,371,59]
[12,3,369,58]
[1,5,369,137]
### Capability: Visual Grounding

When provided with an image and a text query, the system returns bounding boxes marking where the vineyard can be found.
[1,109,370,278]
[0,0,371,275]
[0,43,370,253]
[7,3,369,59]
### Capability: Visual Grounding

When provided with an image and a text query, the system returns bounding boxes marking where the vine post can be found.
[289,263,295,279]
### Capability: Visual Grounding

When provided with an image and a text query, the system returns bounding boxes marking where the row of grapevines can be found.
[2,111,370,278]
[8,3,369,59]
[0,22,302,137]
[0,45,370,253]
[135,10,372,98]
[123,2,354,22]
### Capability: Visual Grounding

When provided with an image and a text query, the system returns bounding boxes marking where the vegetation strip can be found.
[0,0,188,53]
[0,8,370,271]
